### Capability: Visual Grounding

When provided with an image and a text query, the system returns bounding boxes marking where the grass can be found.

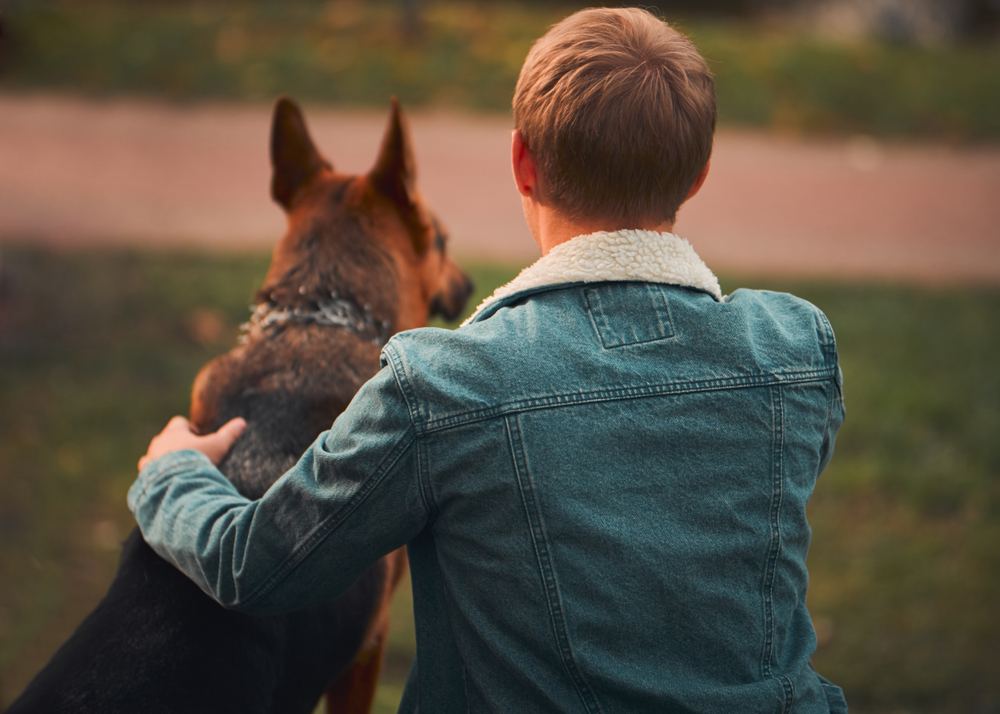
[2,0,1000,140]
[1,244,998,712]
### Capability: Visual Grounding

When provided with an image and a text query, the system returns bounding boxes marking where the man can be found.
[132,7,847,712]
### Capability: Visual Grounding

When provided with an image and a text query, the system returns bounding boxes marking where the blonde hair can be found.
[513,7,716,224]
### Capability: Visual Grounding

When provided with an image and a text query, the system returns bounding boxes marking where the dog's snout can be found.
[430,272,475,322]
[459,274,475,303]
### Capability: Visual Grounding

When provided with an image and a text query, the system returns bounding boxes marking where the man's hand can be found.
[138,416,247,471]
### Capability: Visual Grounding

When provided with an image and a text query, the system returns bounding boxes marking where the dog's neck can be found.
[241,289,392,347]
[249,231,402,346]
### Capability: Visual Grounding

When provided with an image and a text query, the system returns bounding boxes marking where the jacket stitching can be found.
[419,369,837,434]
[813,307,837,355]
[759,385,783,677]
[414,528,473,712]
[811,308,844,407]
[387,343,437,515]
[760,386,793,711]
[432,536,473,712]
[416,433,438,518]
[384,341,423,425]
[506,415,603,714]
[461,663,471,714]
[583,288,614,348]
[779,674,795,713]
[648,283,676,340]
[819,375,842,475]
[239,430,416,606]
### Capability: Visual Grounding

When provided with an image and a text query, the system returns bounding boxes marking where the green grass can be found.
[1,244,998,712]
[2,0,1000,140]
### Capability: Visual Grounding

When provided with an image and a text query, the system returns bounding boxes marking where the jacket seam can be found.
[431,535,473,712]
[813,308,845,406]
[760,385,793,712]
[505,415,603,714]
[386,340,437,516]
[239,429,417,606]
[814,307,837,354]
[384,340,423,426]
[759,384,783,678]
[416,432,437,517]
[583,288,614,348]
[779,674,795,713]
[421,369,836,434]
[648,283,676,339]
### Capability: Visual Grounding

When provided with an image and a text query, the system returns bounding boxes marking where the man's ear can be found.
[369,98,417,205]
[685,158,711,201]
[270,97,330,210]
[511,129,537,199]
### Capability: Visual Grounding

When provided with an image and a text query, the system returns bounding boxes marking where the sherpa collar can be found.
[462,229,722,325]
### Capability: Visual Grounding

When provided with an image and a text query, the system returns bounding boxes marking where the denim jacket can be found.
[130,229,847,713]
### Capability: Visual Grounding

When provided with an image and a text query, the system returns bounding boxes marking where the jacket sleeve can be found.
[127,356,426,615]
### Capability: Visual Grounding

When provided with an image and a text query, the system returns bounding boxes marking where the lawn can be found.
[0,245,997,712]
[2,0,999,140]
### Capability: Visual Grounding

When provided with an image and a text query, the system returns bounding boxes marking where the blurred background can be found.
[1,1,998,712]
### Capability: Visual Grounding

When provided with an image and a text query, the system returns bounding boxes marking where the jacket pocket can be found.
[584,283,675,348]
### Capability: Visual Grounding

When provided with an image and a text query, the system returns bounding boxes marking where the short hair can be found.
[513,7,716,225]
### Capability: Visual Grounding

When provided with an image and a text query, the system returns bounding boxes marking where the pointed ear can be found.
[369,98,417,204]
[270,97,330,210]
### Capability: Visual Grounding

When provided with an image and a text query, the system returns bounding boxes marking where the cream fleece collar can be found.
[462,229,722,325]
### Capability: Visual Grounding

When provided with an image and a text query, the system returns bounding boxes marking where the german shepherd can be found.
[8,97,473,714]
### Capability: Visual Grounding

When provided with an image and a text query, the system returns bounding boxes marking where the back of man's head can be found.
[513,7,716,227]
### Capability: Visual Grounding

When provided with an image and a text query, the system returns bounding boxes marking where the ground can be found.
[1,94,999,282]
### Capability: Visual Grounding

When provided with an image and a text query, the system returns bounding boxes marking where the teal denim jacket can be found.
[129,230,847,713]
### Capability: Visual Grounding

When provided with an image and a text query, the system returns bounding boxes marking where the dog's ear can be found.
[270,97,330,210]
[369,98,417,206]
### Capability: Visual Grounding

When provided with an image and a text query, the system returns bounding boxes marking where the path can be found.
[1,94,998,282]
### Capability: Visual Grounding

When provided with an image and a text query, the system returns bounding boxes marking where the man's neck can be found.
[533,208,674,256]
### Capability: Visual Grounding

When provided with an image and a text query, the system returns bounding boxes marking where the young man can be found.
[132,8,847,712]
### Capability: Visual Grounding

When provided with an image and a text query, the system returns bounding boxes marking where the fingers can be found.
[137,416,247,472]
[198,417,248,465]
[217,417,248,440]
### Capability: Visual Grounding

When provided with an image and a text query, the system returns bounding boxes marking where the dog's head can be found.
[262,97,473,330]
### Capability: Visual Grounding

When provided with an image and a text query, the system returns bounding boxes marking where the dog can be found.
[8,97,473,714]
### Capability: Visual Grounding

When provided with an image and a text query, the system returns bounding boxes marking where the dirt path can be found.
[2,94,998,282]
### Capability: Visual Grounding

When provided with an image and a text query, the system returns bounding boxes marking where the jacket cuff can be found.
[127,449,213,513]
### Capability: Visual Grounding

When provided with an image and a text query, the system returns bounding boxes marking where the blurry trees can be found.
[506,0,1000,42]
[785,0,1000,44]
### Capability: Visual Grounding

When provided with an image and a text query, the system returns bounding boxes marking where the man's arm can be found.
[128,360,428,615]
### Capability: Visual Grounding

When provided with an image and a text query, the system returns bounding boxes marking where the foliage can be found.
[0,245,997,712]
[2,0,999,140]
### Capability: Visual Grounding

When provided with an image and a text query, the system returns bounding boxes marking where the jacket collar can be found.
[463,229,722,325]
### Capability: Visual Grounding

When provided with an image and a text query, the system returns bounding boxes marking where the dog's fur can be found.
[8,98,472,714]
